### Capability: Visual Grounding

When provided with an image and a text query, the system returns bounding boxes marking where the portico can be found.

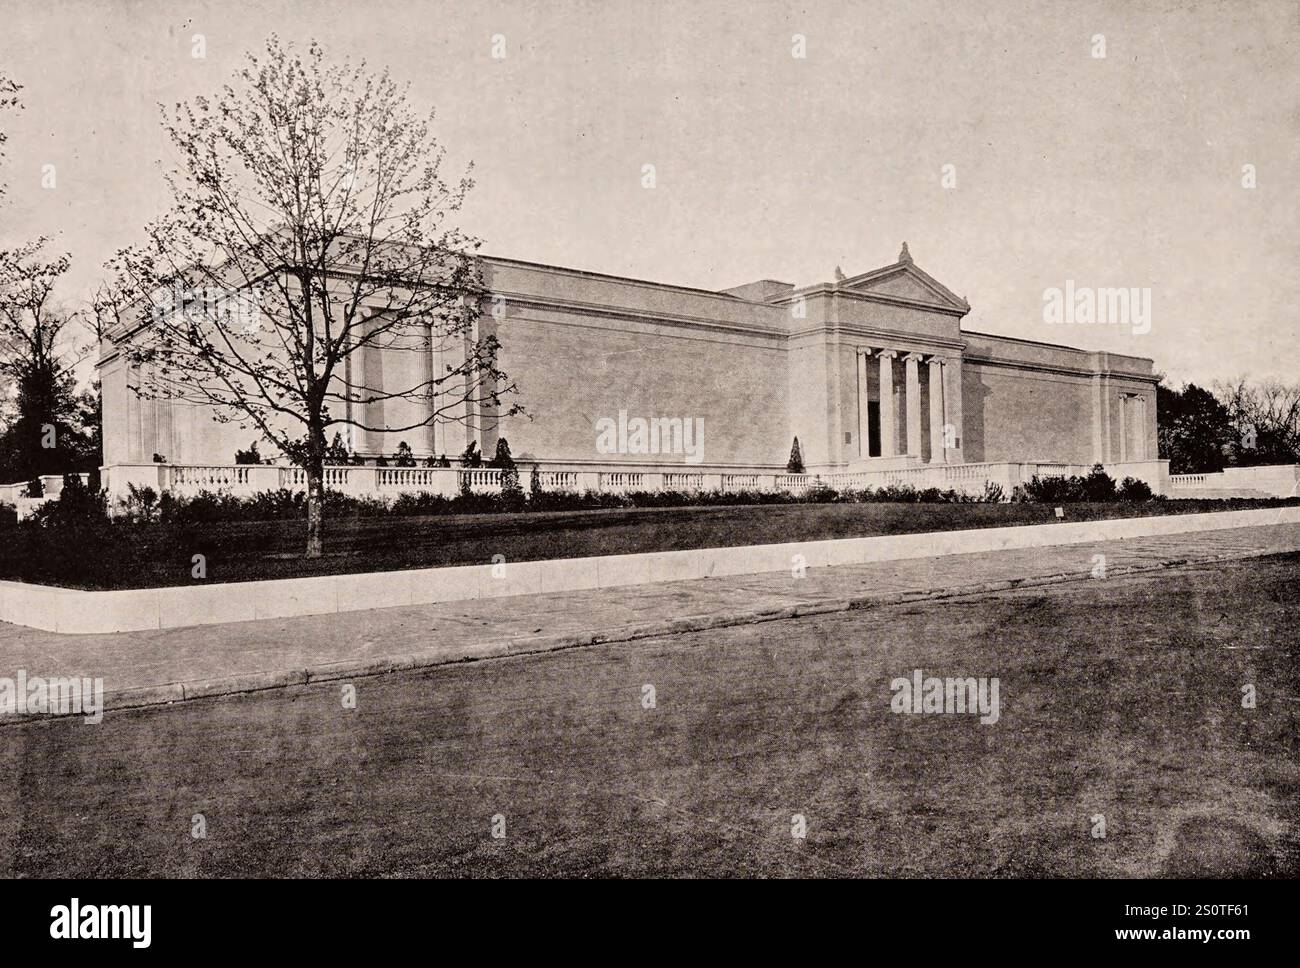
[853,346,959,468]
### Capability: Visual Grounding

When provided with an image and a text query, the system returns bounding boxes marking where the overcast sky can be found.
[0,0,1296,386]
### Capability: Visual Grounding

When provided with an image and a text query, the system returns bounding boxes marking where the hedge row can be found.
[6,468,1160,531]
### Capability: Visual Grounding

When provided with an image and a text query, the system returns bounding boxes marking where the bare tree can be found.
[109,36,519,556]
[1213,377,1300,466]
[0,240,75,381]
[0,72,21,204]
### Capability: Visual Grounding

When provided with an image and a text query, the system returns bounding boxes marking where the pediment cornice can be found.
[780,247,971,318]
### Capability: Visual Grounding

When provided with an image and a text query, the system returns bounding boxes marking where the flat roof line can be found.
[481,254,756,302]
[963,328,1154,365]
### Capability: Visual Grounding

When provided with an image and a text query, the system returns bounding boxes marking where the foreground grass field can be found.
[7,496,1297,589]
[1,552,1296,877]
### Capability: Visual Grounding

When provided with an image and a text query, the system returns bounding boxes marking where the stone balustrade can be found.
[19,458,1300,508]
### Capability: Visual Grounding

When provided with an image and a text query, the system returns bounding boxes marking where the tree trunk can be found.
[305,456,325,559]
[304,419,328,559]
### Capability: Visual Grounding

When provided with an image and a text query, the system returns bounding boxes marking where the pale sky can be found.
[0,0,1296,386]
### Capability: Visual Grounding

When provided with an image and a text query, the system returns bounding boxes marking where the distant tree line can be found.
[0,75,101,486]
[1158,379,1300,474]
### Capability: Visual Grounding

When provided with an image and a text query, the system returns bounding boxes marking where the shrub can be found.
[1118,476,1153,501]
[393,442,416,467]
[492,440,522,504]
[979,481,1006,503]
[24,477,43,499]
[32,476,108,528]
[1020,474,1082,504]
[234,442,262,465]
[875,484,920,503]
[121,483,159,522]
[1016,465,1120,503]
[802,480,839,504]
[786,437,805,474]
[326,433,351,464]
[1081,464,1117,502]
[459,441,482,468]
[390,492,453,516]
[489,438,516,470]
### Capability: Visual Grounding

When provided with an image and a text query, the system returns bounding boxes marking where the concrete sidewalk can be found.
[3,521,1299,717]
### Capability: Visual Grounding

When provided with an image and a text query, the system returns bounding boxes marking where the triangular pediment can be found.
[837,256,969,315]
[855,270,942,303]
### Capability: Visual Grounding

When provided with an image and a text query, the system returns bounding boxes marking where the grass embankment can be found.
[2,496,1295,589]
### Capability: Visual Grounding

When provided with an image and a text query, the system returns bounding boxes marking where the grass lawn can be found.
[1,552,1296,877]
[7,496,1298,589]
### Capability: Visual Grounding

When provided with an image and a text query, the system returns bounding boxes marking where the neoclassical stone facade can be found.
[98,243,1161,482]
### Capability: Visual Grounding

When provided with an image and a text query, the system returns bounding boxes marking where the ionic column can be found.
[927,356,946,463]
[877,350,898,458]
[942,356,965,464]
[904,352,924,457]
[856,348,871,458]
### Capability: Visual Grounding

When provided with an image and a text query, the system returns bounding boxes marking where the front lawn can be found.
[2,496,1296,590]
[5,552,1297,876]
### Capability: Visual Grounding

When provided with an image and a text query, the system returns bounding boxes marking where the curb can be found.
[2,543,1288,725]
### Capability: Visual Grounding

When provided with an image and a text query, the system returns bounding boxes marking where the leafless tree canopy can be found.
[1214,377,1300,461]
[0,239,76,384]
[103,36,520,554]
[110,36,516,464]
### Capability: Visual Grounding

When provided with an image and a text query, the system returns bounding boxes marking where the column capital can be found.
[903,352,926,363]
[875,348,898,359]
[856,346,873,357]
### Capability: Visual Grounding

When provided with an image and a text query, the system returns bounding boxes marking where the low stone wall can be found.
[3,505,1297,634]
[0,474,91,518]
[1169,464,1300,498]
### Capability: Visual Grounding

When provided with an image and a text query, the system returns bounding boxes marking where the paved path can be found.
[3,522,1299,714]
